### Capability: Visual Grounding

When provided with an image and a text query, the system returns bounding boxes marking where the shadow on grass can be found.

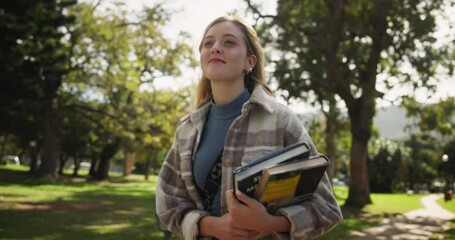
[442,219,455,239]
[0,166,178,240]
[0,167,93,187]
[316,205,397,240]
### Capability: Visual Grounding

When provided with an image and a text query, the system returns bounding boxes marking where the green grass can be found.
[434,197,455,239]
[0,165,178,240]
[364,192,424,214]
[443,219,455,240]
[1,166,452,240]
[333,185,424,214]
[437,197,455,213]
[317,185,425,239]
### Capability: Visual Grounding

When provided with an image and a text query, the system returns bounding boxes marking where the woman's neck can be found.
[211,80,245,105]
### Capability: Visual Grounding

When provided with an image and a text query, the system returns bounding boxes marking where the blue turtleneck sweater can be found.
[193,89,250,216]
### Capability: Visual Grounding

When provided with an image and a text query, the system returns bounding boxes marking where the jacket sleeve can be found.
[155,132,209,239]
[274,112,343,239]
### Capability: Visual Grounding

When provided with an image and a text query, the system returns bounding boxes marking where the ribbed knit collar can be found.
[183,86,276,126]
[210,89,250,120]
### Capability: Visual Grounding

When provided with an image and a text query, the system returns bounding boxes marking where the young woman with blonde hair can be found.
[156,16,342,240]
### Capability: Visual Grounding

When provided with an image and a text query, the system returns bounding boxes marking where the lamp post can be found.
[442,154,452,201]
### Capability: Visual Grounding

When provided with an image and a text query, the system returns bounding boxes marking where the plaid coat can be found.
[155,86,342,239]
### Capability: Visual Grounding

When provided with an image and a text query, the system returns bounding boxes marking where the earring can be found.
[246,67,252,75]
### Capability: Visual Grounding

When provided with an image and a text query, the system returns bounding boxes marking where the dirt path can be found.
[349,194,454,240]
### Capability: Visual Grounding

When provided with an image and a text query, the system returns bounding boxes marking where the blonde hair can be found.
[194,16,273,106]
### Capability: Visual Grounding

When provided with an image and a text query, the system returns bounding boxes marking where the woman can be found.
[156,16,342,240]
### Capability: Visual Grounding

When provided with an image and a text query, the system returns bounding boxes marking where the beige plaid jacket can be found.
[155,86,342,239]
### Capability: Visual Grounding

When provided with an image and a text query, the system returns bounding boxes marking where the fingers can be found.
[234,230,257,240]
[234,190,252,206]
[226,190,238,209]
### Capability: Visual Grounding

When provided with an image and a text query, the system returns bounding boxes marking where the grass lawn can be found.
[0,165,450,239]
[440,219,455,240]
[438,197,455,213]
[317,185,425,239]
[0,165,177,240]
[436,197,455,239]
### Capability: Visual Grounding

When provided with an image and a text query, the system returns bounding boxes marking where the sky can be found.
[126,0,275,91]
[120,0,453,111]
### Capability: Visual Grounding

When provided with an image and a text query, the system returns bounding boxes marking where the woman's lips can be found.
[209,58,226,63]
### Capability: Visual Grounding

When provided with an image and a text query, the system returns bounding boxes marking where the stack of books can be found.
[233,142,330,212]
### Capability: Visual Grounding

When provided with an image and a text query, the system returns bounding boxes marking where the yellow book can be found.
[254,154,330,212]
[233,142,310,198]
[258,171,301,202]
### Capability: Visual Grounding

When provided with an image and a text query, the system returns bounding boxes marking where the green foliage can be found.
[399,97,455,186]
[64,2,193,158]
[442,139,455,182]
[256,0,453,103]
[1,0,194,179]
[402,97,455,139]
[0,0,76,150]
[368,140,403,192]
[402,135,441,187]
[303,114,351,178]
[246,0,453,207]
[0,0,77,177]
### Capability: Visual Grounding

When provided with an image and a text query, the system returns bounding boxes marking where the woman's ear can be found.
[247,55,257,70]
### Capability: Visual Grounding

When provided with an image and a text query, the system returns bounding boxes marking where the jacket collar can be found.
[180,86,275,124]
[248,86,275,114]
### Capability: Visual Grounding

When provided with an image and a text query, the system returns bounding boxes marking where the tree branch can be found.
[92,0,103,11]
[62,103,118,120]
[244,0,276,21]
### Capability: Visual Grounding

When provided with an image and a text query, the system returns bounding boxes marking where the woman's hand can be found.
[226,190,291,234]
[199,214,258,240]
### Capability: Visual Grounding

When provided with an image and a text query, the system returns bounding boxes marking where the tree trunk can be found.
[93,138,120,180]
[0,133,9,154]
[144,155,151,180]
[344,99,374,207]
[123,152,135,176]
[72,156,81,176]
[58,153,68,176]
[29,146,39,175]
[38,99,60,178]
[345,136,372,207]
[325,97,338,180]
[89,151,98,177]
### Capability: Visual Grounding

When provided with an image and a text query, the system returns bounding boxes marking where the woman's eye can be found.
[203,41,213,47]
[224,40,236,46]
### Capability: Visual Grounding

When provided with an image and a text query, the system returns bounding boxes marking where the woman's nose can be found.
[211,42,222,54]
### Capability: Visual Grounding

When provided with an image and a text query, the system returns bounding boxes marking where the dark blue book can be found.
[255,154,330,212]
[233,141,310,198]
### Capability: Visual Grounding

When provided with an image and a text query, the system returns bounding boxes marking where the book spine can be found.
[236,171,263,198]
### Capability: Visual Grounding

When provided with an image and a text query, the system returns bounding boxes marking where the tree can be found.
[0,0,76,177]
[246,0,454,207]
[402,97,455,188]
[300,112,350,181]
[402,97,455,142]
[368,140,404,193]
[442,140,455,188]
[64,1,194,180]
[59,95,100,176]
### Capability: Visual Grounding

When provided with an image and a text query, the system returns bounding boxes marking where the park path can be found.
[349,194,454,240]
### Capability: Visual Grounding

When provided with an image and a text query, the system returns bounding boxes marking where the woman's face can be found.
[200,21,254,84]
